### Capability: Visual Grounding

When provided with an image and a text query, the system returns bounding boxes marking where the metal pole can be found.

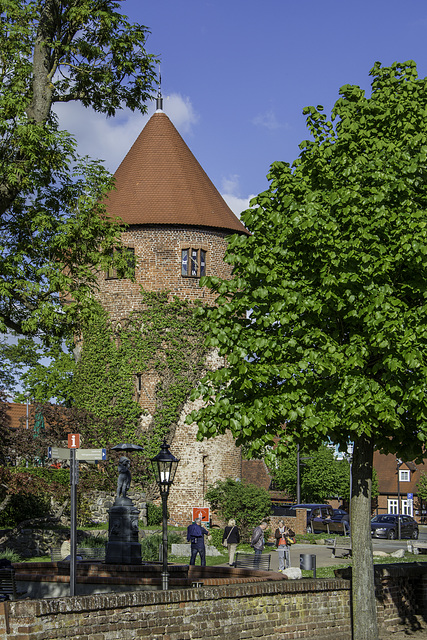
[397,460,401,539]
[161,493,169,590]
[70,449,77,596]
[296,445,300,504]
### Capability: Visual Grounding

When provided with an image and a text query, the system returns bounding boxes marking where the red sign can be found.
[192,507,210,524]
[68,434,80,449]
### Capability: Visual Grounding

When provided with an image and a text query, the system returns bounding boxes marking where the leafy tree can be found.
[189,61,427,639]
[416,473,427,515]
[205,478,271,541]
[0,0,158,340]
[270,445,351,503]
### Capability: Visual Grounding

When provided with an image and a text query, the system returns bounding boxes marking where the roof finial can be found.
[156,66,163,111]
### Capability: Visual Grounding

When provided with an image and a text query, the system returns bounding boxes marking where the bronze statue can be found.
[116,456,131,500]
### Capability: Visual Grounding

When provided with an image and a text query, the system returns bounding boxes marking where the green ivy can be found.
[72,291,208,485]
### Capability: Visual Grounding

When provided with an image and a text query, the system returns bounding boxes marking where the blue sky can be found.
[56,0,427,216]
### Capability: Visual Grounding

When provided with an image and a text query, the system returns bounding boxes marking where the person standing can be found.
[187,517,209,566]
[274,520,295,572]
[251,520,268,565]
[222,519,240,566]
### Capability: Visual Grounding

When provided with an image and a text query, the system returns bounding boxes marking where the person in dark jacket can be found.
[222,519,240,566]
[187,517,209,566]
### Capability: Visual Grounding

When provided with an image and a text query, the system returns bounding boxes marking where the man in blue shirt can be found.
[187,517,209,566]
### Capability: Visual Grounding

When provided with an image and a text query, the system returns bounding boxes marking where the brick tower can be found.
[98,98,248,523]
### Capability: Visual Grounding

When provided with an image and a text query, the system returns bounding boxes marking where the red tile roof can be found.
[6,402,28,429]
[105,111,249,235]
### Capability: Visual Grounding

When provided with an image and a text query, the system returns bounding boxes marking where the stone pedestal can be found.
[105,497,142,564]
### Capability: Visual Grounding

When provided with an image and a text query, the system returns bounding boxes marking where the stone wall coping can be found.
[9,576,350,618]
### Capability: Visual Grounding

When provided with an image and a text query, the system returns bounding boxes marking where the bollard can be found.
[300,553,316,578]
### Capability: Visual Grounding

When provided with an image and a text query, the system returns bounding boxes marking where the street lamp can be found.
[150,440,180,590]
[397,458,403,539]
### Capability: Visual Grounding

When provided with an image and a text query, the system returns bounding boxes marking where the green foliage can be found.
[72,305,142,440]
[0,0,158,340]
[70,291,207,484]
[0,548,22,562]
[147,502,164,526]
[17,465,70,487]
[140,531,184,562]
[80,535,106,549]
[416,472,427,504]
[208,527,228,552]
[269,445,351,503]
[189,61,427,638]
[190,60,427,465]
[0,492,51,527]
[205,478,271,541]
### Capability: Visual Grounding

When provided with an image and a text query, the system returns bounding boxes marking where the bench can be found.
[51,546,105,562]
[312,520,348,535]
[0,569,27,600]
[234,552,271,571]
[326,536,352,558]
[407,540,427,554]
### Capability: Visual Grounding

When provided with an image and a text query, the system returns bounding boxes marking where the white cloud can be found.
[252,109,288,131]
[54,93,199,172]
[220,174,255,217]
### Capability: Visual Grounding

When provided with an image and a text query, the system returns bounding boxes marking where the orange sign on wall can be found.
[192,507,210,524]
[68,434,80,449]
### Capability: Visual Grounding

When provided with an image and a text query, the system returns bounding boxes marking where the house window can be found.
[401,500,413,516]
[388,499,398,514]
[106,247,135,280]
[181,248,207,278]
[399,469,410,482]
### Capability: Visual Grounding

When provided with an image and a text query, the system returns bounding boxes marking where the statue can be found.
[116,456,131,500]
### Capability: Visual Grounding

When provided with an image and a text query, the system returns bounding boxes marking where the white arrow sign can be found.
[48,447,107,461]
[76,449,107,461]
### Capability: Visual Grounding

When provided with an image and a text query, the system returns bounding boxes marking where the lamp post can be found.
[397,458,403,539]
[151,440,180,590]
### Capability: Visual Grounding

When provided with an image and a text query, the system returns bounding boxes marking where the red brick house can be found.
[373,450,427,521]
[94,97,248,524]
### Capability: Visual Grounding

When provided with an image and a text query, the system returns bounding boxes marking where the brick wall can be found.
[97,226,234,319]
[94,224,242,525]
[3,565,427,639]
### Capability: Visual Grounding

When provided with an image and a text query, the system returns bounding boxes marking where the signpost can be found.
[407,493,414,517]
[47,438,107,596]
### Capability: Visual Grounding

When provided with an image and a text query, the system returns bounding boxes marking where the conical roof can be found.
[105,110,248,235]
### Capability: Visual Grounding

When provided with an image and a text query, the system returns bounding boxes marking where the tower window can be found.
[181,248,207,278]
[106,247,135,280]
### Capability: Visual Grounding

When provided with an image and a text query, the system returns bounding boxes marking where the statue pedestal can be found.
[105,497,142,564]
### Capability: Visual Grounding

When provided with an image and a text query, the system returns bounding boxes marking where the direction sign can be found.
[48,447,107,461]
[48,446,70,460]
[76,449,106,461]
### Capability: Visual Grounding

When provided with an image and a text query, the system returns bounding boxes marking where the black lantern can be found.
[151,439,180,497]
[150,440,180,589]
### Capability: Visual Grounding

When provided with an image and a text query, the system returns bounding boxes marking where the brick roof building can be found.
[95,100,247,523]
[373,450,427,521]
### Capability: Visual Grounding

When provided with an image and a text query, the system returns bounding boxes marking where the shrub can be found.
[0,493,51,527]
[205,478,271,541]
[140,531,184,561]
[208,527,226,552]
[147,502,163,526]
[0,548,22,562]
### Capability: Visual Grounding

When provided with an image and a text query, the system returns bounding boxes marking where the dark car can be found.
[371,514,419,540]
[331,509,348,522]
[289,504,334,532]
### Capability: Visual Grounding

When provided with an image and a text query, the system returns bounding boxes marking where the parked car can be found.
[270,503,294,516]
[331,509,348,522]
[289,504,334,533]
[371,514,419,540]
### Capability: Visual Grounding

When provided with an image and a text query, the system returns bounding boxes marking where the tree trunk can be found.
[351,433,378,640]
